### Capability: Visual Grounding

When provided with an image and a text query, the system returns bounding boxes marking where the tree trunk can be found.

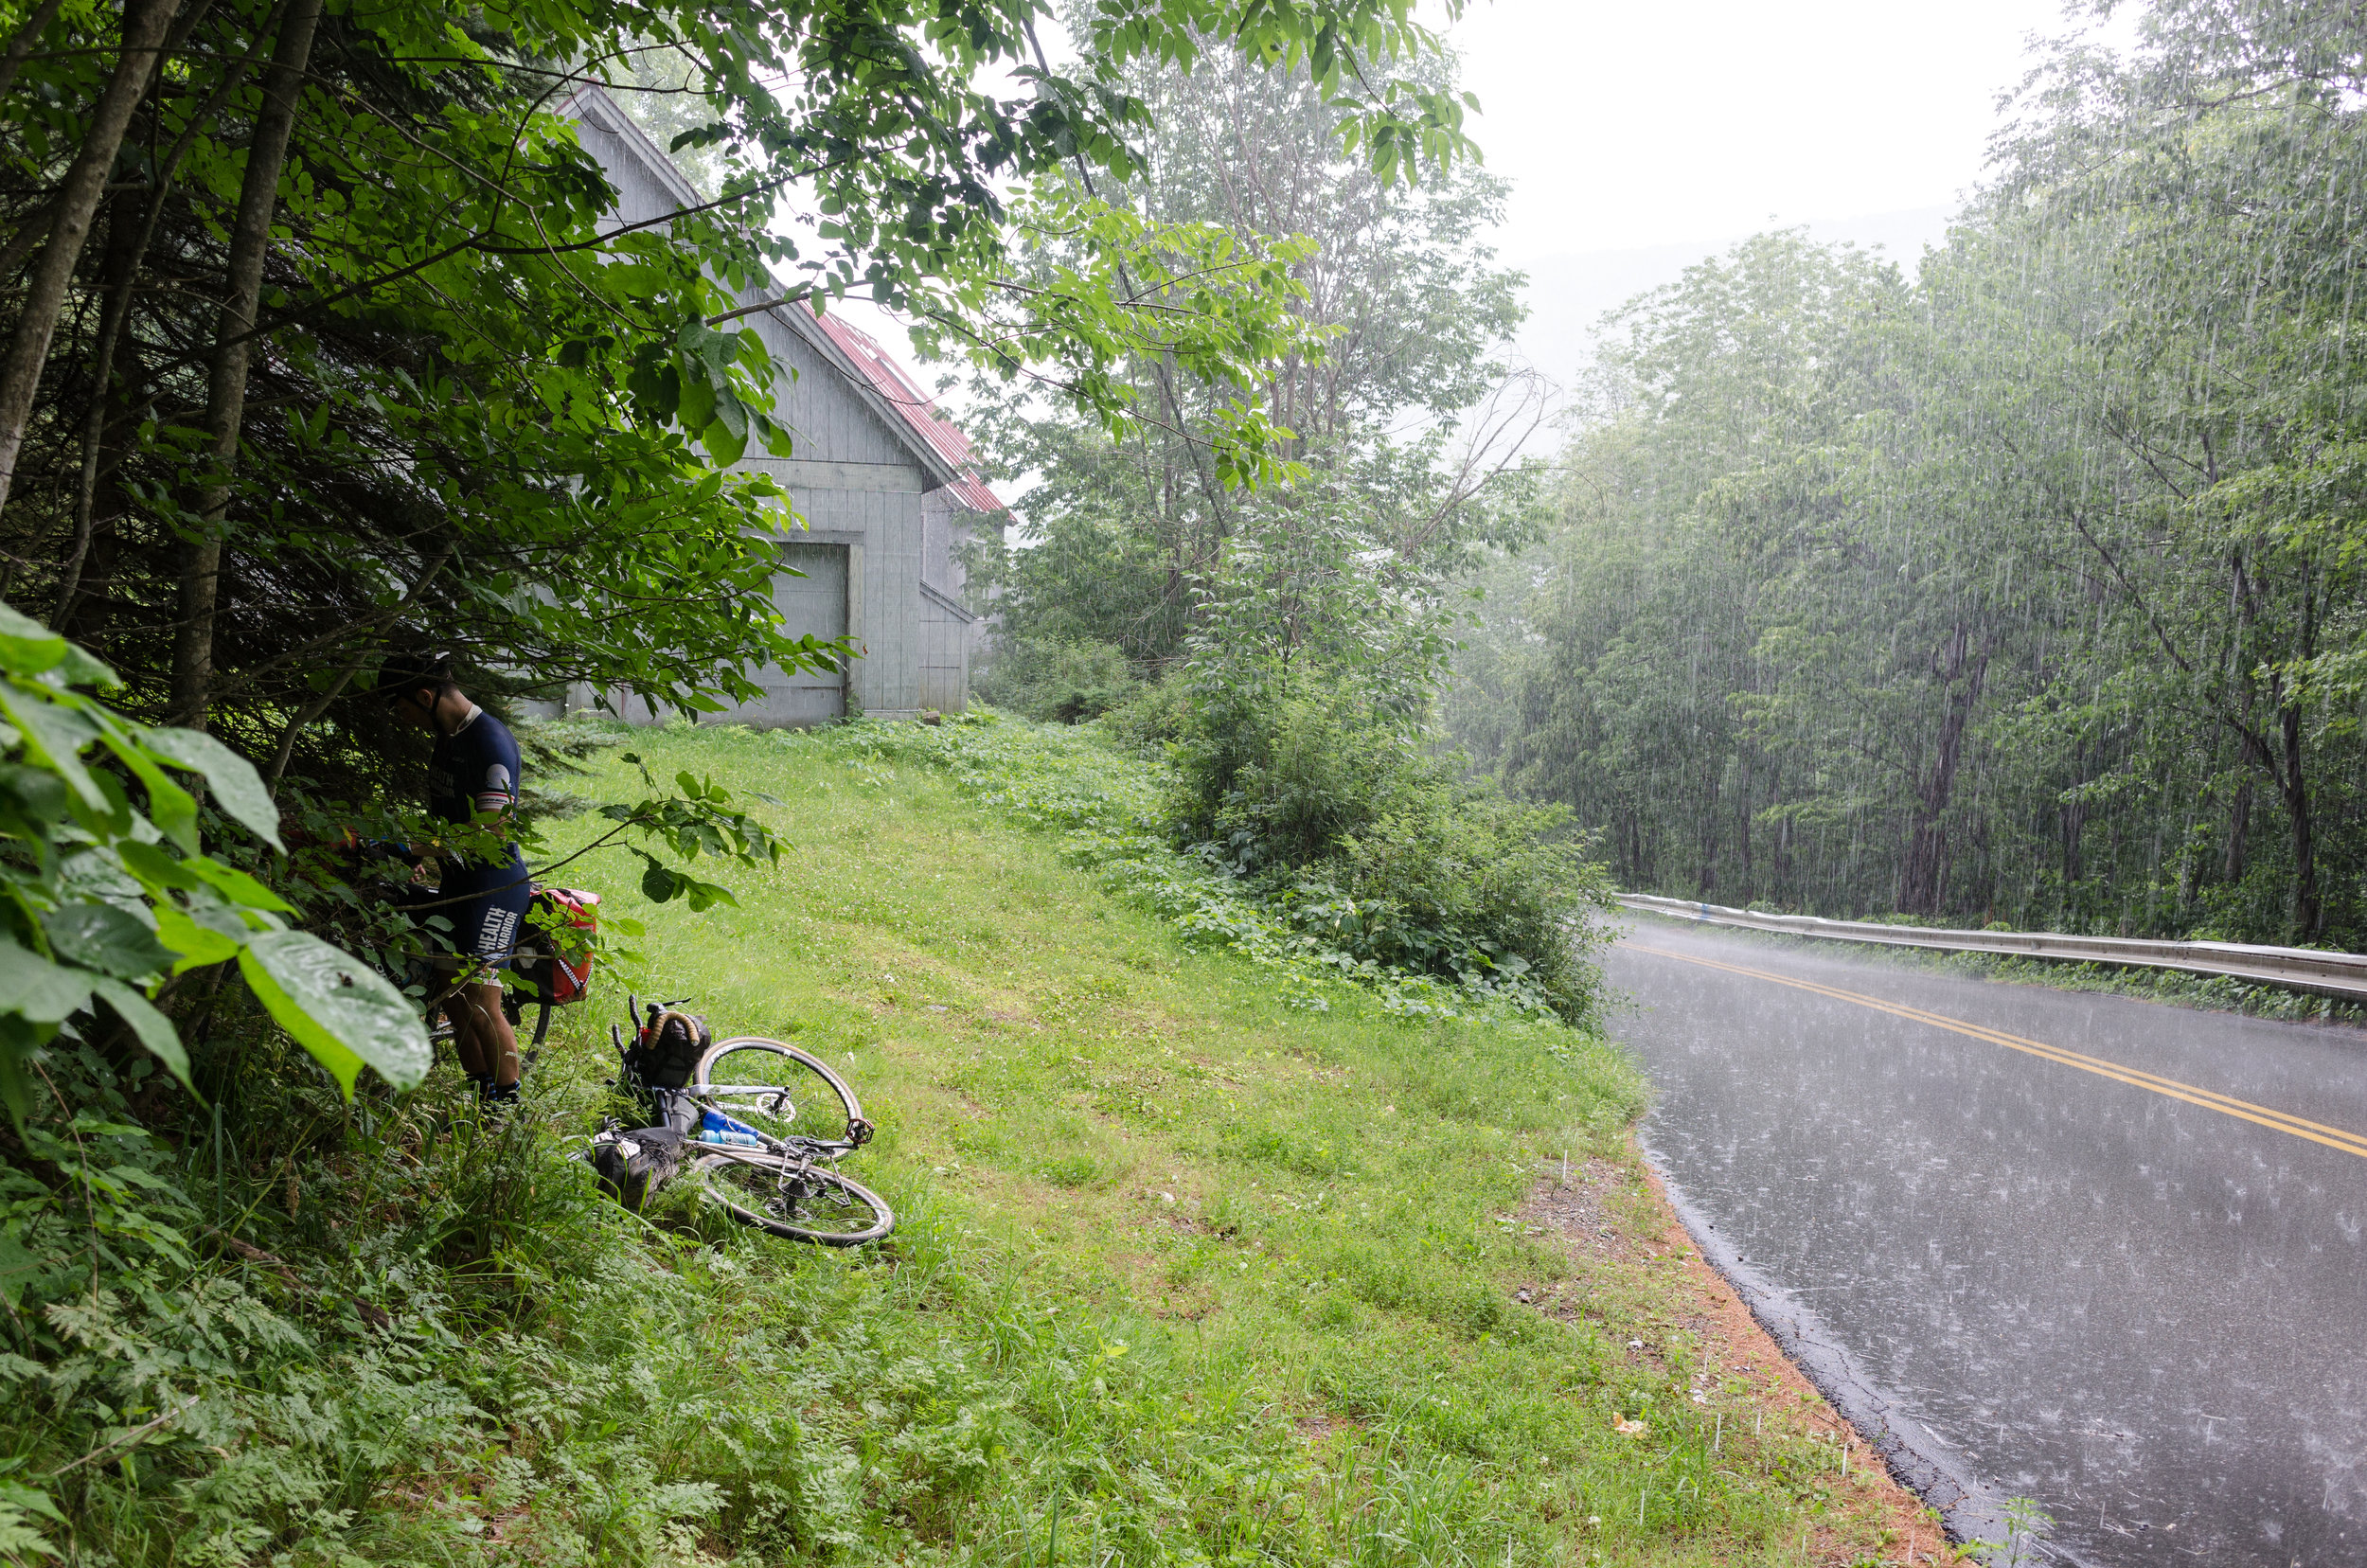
[1695,768,1720,898]
[0,0,183,517]
[1901,818,1943,915]
[53,197,148,626]
[2283,564,2323,940]
[62,11,276,632]
[1900,623,1991,917]
[2222,778,2250,882]
[1734,751,1754,900]
[169,0,323,728]
[2278,696,2320,941]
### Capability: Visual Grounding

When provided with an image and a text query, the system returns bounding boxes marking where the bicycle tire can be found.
[692,1036,873,1154]
[693,1150,894,1245]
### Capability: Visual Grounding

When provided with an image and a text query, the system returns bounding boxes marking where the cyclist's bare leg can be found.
[447,978,520,1089]
[447,1003,489,1080]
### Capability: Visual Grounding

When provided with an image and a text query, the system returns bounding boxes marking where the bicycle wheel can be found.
[693,1150,894,1245]
[692,1037,872,1154]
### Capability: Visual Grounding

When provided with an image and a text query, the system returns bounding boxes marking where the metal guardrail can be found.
[1616,893,2367,1004]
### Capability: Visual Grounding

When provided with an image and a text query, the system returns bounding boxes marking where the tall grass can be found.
[1,715,1910,1565]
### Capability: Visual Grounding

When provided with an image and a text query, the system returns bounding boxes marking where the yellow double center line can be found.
[1623,941,2367,1162]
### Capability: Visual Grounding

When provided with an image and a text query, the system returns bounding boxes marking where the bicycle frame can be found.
[589,996,893,1244]
[612,1047,857,1165]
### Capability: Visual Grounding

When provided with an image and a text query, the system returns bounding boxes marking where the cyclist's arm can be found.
[471,761,517,829]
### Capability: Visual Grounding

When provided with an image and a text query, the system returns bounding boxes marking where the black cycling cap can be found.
[372,650,454,704]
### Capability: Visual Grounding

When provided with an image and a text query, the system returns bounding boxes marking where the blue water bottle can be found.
[699,1109,766,1148]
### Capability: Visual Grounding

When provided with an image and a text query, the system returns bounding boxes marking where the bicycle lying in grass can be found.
[588,996,894,1246]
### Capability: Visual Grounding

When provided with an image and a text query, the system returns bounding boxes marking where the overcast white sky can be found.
[1444,0,2100,264]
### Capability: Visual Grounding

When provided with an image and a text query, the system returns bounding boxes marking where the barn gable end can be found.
[559,88,1004,725]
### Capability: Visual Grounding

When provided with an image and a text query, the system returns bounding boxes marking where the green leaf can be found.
[118,841,200,892]
[0,1229,42,1310]
[138,728,284,850]
[701,416,748,468]
[639,859,678,902]
[152,904,243,971]
[678,876,739,913]
[0,608,111,688]
[0,940,92,1025]
[44,904,173,982]
[87,978,195,1097]
[0,686,102,812]
[0,607,65,679]
[0,1020,39,1125]
[0,765,67,826]
[238,930,429,1096]
[95,733,200,853]
[51,642,116,689]
[181,859,295,914]
[676,370,716,438]
[0,1476,63,1561]
[0,1479,63,1527]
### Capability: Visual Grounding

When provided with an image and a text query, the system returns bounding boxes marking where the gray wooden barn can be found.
[554,87,1004,724]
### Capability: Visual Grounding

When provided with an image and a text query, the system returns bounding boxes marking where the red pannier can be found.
[525,887,599,1005]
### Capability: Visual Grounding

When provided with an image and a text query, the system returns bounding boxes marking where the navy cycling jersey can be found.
[428,708,524,872]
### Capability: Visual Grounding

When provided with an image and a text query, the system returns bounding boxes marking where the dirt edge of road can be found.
[1521,1144,1956,1567]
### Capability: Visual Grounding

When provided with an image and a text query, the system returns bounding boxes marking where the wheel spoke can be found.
[693,1037,866,1153]
[694,1150,892,1244]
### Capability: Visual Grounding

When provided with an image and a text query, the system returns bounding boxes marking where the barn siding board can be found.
[702,542,849,727]
[738,313,913,470]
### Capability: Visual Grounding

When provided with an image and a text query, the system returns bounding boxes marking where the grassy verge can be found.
[13,714,1927,1565]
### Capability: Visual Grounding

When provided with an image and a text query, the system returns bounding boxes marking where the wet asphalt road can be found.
[1605,918,2367,1568]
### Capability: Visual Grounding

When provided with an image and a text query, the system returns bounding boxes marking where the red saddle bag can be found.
[527,887,599,1004]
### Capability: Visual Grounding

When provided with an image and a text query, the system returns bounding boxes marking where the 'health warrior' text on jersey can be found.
[428,708,525,873]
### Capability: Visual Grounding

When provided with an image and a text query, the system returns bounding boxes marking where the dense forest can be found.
[969,1,2367,957]
[1449,1,2367,950]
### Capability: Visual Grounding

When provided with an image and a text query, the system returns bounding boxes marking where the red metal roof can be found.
[805,306,1006,514]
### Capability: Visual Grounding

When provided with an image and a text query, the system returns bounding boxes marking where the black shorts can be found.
[416,864,532,971]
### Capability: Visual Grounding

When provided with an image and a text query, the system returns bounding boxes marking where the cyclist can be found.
[375,653,528,1105]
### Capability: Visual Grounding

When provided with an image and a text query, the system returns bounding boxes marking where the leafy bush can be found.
[0,614,864,1559]
[1103,665,1196,748]
[1164,684,1612,1019]
[0,605,429,1111]
[974,636,1140,723]
[847,709,1611,1023]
